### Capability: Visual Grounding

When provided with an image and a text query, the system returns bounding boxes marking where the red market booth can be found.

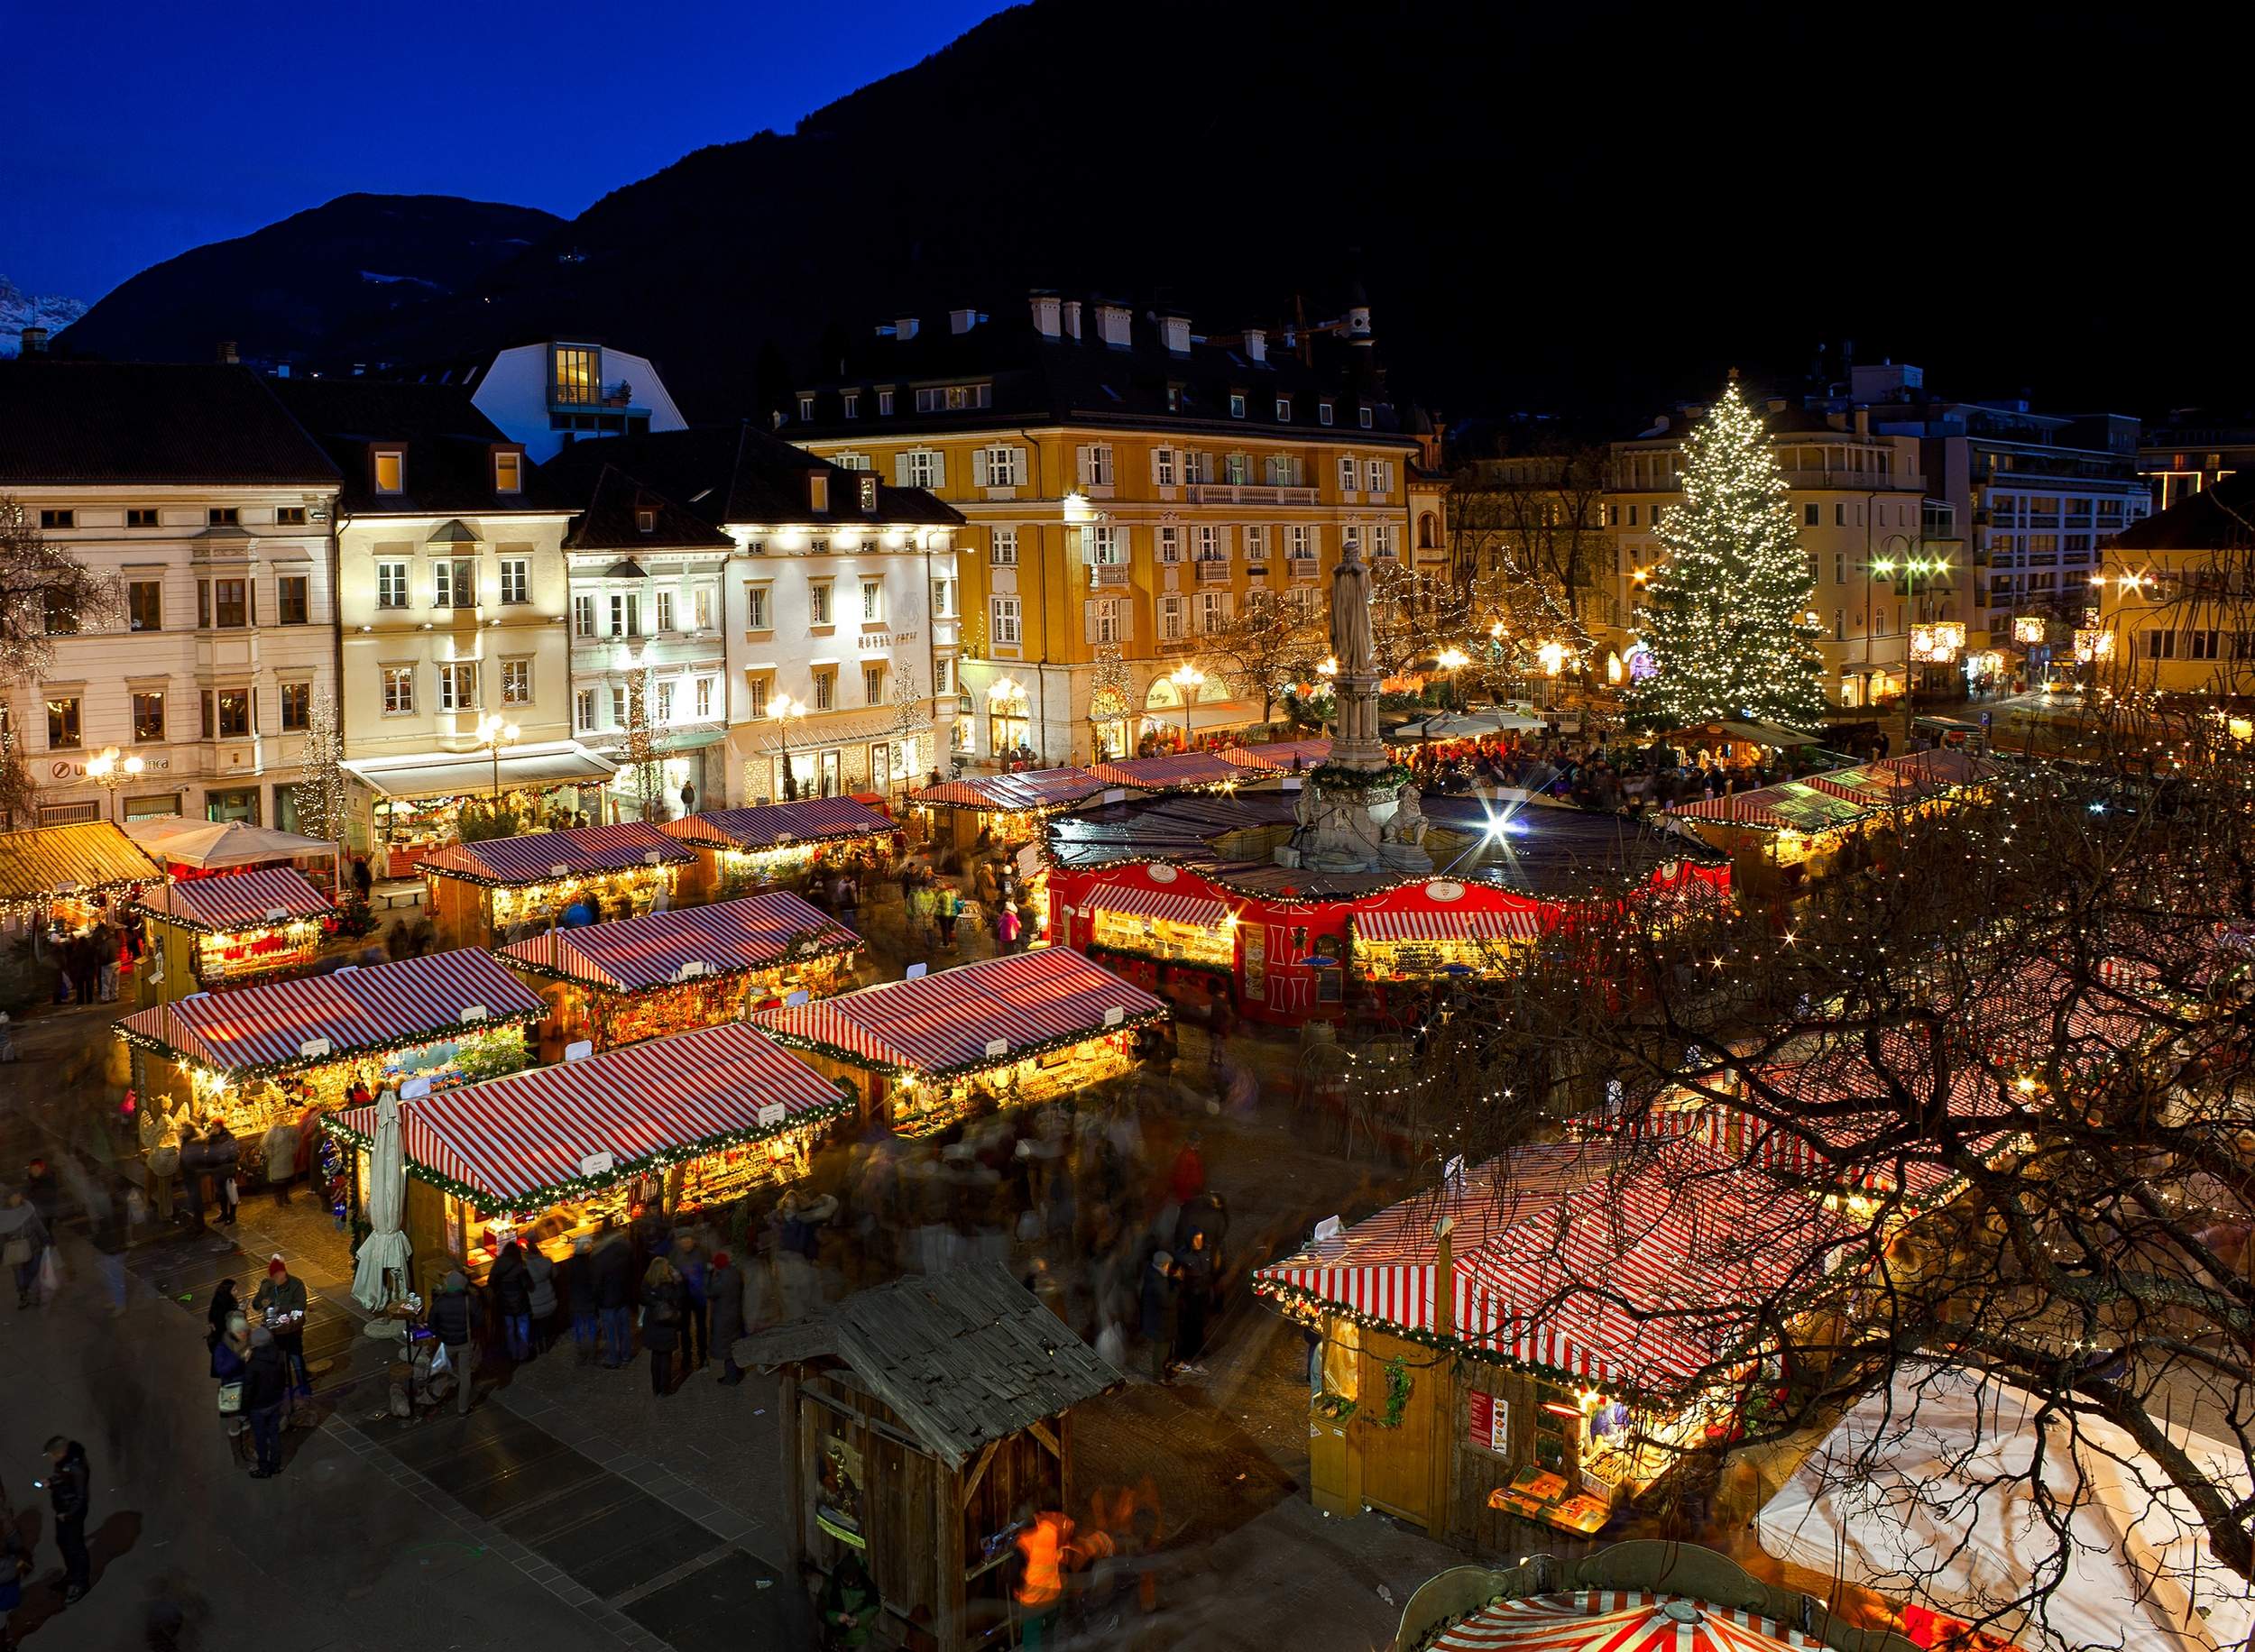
[500,890,862,1053]
[660,797,899,903]
[134,865,336,1005]
[420,821,695,950]
[750,947,1168,1136]
[327,1020,853,1295]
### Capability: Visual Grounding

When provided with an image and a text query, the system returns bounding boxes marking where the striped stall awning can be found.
[419,821,694,887]
[1429,1592,1811,1652]
[1671,782,1869,833]
[1217,739,1330,771]
[1354,906,1542,944]
[750,946,1167,1078]
[660,797,895,853]
[0,821,162,904]
[1081,884,1231,931]
[115,947,544,1075]
[326,1022,848,1209]
[910,766,1107,814]
[136,866,336,934]
[501,890,858,993]
[1088,752,1248,791]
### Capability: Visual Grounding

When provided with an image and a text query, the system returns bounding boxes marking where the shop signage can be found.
[905,963,928,979]
[757,1102,787,1128]
[1147,864,1178,884]
[1468,1389,1508,1455]
[674,960,713,982]
[298,1037,332,1060]
[565,1040,594,1062]
[785,989,810,1006]
[457,1005,488,1023]
[1312,1215,1343,1241]
[985,1038,1009,1058]
[551,863,572,877]
[577,1151,615,1178]
[856,630,919,651]
[1424,880,1467,902]
[1103,1006,1126,1026]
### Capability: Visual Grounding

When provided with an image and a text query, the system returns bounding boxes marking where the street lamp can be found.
[770,693,807,800]
[85,747,144,823]
[475,713,520,806]
[1434,646,1470,712]
[1168,663,1205,750]
[1872,544,1952,748]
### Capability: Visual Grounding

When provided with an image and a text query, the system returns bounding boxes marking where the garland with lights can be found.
[500,929,861,990]
[755,1008,1168,1082]
[1374,1356,1413,1428]
[1307,760,1412,793]
[320,1094,855,1217]
[113,1010,539,1080]
[425,854,694,892]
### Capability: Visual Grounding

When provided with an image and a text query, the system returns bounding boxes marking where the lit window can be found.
[501,659,530,704]
[864,664,885,703]
[747,677,769,718]
[493,451,522,493]
[862,579,883,621]
[813,671,833,711]
[575,689,596,731]
[991,596,1022,646]
[438,662,478,711]
[382,667,415,714]
[809,583,832,626]
[277,574,309,625]
[280,681,311,731]
[373,450,405,494]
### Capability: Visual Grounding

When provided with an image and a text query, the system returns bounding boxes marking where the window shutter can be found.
[1082,602,1099,645]
[1120,600,1137,642]
[1150,447,1166,485]
[1009,446,1027,486]
[971,448,990,488]
[892,453,911,486]
[929,452,945,489]
[1076,445,1093,486]
[1308,526,1322,557]
[1219,526,1235,558]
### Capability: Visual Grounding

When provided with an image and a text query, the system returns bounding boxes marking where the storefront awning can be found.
[136,866,336,934]
[1353,906,1541,944]
[1081,885,1231,931]
[343,739,618,801]
[0,821,162,905]
[1088,752,1248,791]
[661,797,895,853]
[115,947,543,1075]
[910,766,1107,813]
[326,1021,850,1210]
[1217,738,1330,771]
[419,821,694,888]
[1671,782,1871,833]
[124,817,338,871]
[501,891,857,993]
[750,947,1166,1078]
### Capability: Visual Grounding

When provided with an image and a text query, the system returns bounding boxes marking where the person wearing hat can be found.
[252,1255,312,1400]
[241,1326,290,1477]
[1138,1251,1176,1385]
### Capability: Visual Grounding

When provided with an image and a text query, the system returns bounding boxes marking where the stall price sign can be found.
[1468,1389,1508,1455]
[1396,943,1443,975]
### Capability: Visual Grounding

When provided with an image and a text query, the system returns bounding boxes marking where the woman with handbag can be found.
[211,1311,253,1465]
[640,1256,684,1398]
[1,1190,46,1310]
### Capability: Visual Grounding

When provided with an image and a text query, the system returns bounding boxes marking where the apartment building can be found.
[2140,409,2254,512]
[788,290,1418,766]
[0,357,342,828]
[2094,469,2255,699]
[387,338,692,464]
[274,378,590,850]
[539,425,962,804]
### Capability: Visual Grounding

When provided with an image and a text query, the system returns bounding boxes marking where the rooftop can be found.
[272,376,567,516]
[538,421,961,531]
[0,360,338,487]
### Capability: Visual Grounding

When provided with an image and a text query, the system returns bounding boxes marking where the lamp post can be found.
[475,713,520,808]
[770,694,807,800]
[85,747,144,824]
[1167,663,1205,751]
[1872,540,1950,751]
[1434,646,1470,713]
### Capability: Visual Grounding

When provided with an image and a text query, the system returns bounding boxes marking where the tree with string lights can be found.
[1624,380,1826,730]
[292,689,348,847]
[622,668,665,821]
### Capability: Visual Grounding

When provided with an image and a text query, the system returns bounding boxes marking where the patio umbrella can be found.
[350,1089,412,1313]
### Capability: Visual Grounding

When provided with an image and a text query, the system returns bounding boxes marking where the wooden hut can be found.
[499,890,861,1052]
[734,1262,1122,1652]
[907,766,1108,861]
[660,797,900,904]
[0,820,161,934]
[134,865,336,1005]
[419,821,695,950]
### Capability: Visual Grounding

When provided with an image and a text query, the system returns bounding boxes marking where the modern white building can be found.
[388,339,691,465]
[0,358,343,828]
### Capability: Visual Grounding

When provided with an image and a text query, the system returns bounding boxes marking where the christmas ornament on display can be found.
[1624,378,1827,731]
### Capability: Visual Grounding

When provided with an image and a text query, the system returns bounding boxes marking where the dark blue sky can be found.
[8,0,1008,303]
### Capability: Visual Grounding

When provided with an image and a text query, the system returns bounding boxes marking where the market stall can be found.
[123,817,342,898]
[500,890,861,1052]
[326,1020,853,1297]
[661,797,898,904]
[733,1262,1122,1652]
[1218,736,1330,773]
[1801,748,2000,812]
[907,766,1108,860]
[750,947,1168,1136]
[1253,1139,1855,1548]
[113,947,543,1179]
[419,821,695,950]
[341,739,621,876]
[134,864,337,1004]
[1087,751,1264,793]
[1670,782,1875,889]
[0,820,162,936]
[1660,719,1821,767]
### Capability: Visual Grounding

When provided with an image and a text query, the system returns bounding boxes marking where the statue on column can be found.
[1330,535,1375,681]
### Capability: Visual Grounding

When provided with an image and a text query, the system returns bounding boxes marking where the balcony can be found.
[1183,482,1318,506]
[1286,558,1321,581]
[1195,559,1232,583]
[550,379,640,410]
[1777,468,1926,491]
[1090,564,1129,589]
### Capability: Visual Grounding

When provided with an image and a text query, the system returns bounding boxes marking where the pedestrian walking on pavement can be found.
[241,1326,290,1477]
[563,1235,598,1363]
[525,1241,558,1354]
[1,1192,47,1310]
[593,1226,634,1368]
[491,1239,533,1361]
[205,1121,240,1225]
[211,1311,253,1465]
[428,1270,478,1414]
[253,1254,313,1399]
[640,1257,684,1397]
[673,1236,709,1372]
[708,1250,747,1384]
[1139,1252,1176,1385]
[41,1437,91,1602]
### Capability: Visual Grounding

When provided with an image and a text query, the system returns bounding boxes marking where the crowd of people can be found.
[41,893,142,1007]
[1401,728,1885,816]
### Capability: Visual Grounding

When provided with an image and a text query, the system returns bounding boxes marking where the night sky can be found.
[8,0,1008,302]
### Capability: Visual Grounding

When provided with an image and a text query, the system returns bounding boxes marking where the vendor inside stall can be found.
[1078,882,1238,972]
[660,797,898,903]
[501,889,861,1053]
[134,865,336,1005]
[1348,903,1542,983]
[419,821,695,949]
[325,1020,853,1297]
[750,946,1167,1137]
[113,947,544,1183]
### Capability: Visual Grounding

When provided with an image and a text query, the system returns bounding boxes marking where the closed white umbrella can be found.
[350,1089,411,1313]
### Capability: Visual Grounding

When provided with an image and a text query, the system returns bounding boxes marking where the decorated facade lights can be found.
[1167,662,1205,748]
[771,692,809,799]
[474,713,520,803]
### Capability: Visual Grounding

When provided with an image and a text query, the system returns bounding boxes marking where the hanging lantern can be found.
[1910,625,1938,662]
[2013,616,2046,645]
[1933,621,1965,652]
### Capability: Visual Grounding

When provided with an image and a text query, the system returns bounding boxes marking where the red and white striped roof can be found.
[329,1021,846,1208]
[659,797,895,852]
[910,767,1106,813]
[750,947,1166,1077]
[115,948,543,1074]
[1218,738,1330,771]
[1426,1591,1809,1652]
[500,890,858,993]
[419,821,694,886]
[1354,907,1541,944]
[1078,884,1231,930]
[136,865,336,933]
[1088,752,1249,791]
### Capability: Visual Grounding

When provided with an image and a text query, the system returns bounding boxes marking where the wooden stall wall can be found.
[1352,1325,1451,1532]
[796,1369,953,1639]
[426,877,492,950]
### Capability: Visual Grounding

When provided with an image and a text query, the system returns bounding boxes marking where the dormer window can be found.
[1228,392,1247,419]
[493,450,522,493]
[1319,400,1335,427]
[373,448,405,495]
[878,390,896,417]
[1358,406,1374,429]
[637,508,656,534]
[798,395,815,421]
[1275,398,1292,422]
[810,474,830,514]
[859,475,879,514]
[843,392,860,420]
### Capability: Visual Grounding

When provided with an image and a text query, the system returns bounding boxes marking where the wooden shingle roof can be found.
[733,1262,1121,1467]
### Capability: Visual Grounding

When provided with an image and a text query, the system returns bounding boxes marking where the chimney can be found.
[949,307,979,335]
[1854,407,1870,436]
[1159,313,1191,355]
[18,326,48,355]
[1062,300,1082,340]
[894,316,920,342]
[1095,302,1131,348]
[1029,292,1062,338]
[1243,326,1266,364]
[216,339,239,364]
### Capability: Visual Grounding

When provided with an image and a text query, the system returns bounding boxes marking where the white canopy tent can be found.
[349,1090,412,1316]
[124,817,338,872]
[1392,709,1550,741]
[1756,1363,2252,1652]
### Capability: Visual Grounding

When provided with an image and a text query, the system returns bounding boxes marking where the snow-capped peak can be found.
[0,275,90,354]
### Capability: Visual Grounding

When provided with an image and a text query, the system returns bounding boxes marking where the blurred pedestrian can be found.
[708,1249,746,1384]
[241,1327,289,1478]
[594,1225,635,1368]
[526,1239,557,1354]
[1138,1252,1175,1384]
[205,1278,241,1350]
[563,1236,598,1363]
[674,1236,709,1372]
[41,1437,90,1602]
[428,1270,477,1414]
[491,1239,532,1361]
[640,1256,684,1397]
[1,1192,47,1310]
[206,1121,240,1225]
[211,1310,252,1465]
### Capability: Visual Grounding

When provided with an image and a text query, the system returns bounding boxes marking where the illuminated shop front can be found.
[327,1021,851,1296]
[0,821,163,937]
[909,766,1108,859]
[1672,748,2000,890]
[134,865,336,1004]
[751,948,1167,1138]
[341,741,621,876]
[419,821,695,949]
[502,890,861,1052]
[661,797,898,903]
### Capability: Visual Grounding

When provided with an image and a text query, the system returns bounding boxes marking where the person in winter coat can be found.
[1167,1133,1205,1205]
[1173,1230,1214,1371]
[592,1229,635,1368]
[21,1159,60,1232]
[211,1312,253,1464]
[428,1271,477,1414]
[1,1192,47,1310]
[205,1278,241,1350]
[640,1256,685,1397]
[561,1236,598,1363]
[490,1241,533,1361]
[707,1251,747,1384]
[240,1326,290,1477]
[252,1255,312,1398]
[1138,1252,1176,1385]
[673,1236,709,1372]
[525,1243,558,1354]
[42,1437,90,1602]
[205,1121,241,1225]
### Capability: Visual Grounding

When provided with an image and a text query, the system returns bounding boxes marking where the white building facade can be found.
[469,340,690,465]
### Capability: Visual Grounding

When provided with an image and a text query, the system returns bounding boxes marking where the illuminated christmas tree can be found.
[292,689,348,846]
[1625,380,1826,731]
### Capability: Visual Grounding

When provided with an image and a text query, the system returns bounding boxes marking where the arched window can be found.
[1418,511,1438,551]
[1145,677,1182,711]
